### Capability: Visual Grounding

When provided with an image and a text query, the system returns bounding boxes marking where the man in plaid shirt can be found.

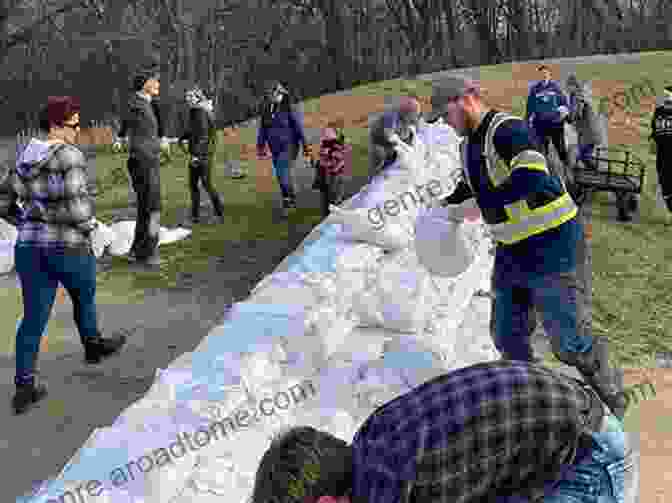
[251,360,635,503]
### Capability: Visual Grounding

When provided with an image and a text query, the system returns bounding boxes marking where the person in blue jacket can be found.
[426,75,627,421]
[257,82,310,213]
[526,65,571,168]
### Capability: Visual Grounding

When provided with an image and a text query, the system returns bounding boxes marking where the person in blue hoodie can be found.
[526,65,571,169]
[256,82,310,214]
[0,96,126,415]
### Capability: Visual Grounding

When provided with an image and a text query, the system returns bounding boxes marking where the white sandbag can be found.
[330,205,413,251]
[159,226,192,244]
[306,304,359,357]
[249,272,326,308]
[352,248,437,334]
[327,326,388,364]
[414,206,475,278]
[107,220,192,256]
[107,220,136,256]
[443,295,500,371]
[0,218,17,274]
[90,220,115,258]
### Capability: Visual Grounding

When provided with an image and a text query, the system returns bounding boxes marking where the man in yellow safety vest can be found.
[427,75,627,420]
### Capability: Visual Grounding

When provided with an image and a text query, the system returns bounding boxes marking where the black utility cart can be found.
[571,146,646,221]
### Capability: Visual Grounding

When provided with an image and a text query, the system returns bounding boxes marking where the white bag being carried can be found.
[107,220,136,256]
[0,218,17,274]
[414,206,475,278]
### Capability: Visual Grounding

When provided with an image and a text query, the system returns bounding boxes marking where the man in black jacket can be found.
[179,86,224,224]
[114,65,168,265]
[651,85,672,214]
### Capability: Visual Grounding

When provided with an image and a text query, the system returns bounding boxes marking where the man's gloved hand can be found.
[160,137,171,153]
[557,106,570,122]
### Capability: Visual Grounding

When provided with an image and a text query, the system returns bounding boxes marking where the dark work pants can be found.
[656,144,672,212]
[189,159,223,219]
[127,155,161,259]
[534,122,570,166]
[319,173,345,218]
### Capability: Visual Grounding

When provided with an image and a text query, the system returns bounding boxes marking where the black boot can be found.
[84,332,127,364]
[12,377,48,415]
[552,337,628,420]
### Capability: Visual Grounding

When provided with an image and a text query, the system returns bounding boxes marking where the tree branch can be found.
[0,0,90,56]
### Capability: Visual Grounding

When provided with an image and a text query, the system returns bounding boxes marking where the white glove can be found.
[112,138,125,153]
[387,133,402,146]
[557,106,569,118]
[160,137,171,152]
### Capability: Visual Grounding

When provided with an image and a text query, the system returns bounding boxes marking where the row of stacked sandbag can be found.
[22,120,500,503]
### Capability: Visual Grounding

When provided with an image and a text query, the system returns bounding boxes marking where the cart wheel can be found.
[627,194,639,213]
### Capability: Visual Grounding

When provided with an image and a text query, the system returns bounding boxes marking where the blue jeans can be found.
[544,414,636,502]
[272,145,298,200]
[498,415,636,502]
[493,268,592,360]
[14,245,99,385]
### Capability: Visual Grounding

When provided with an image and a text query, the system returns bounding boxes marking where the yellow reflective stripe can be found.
[485,113,519,187]
[491,193,577,244]
[513,162,548,173]
[511,150,548,174]
[504,200,527,221]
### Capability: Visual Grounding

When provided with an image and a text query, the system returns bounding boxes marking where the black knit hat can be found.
[132,65,160,91]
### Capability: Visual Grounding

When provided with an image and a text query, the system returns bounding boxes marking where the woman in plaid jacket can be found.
[0,96,126,415]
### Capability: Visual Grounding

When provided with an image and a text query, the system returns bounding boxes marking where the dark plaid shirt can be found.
[351,360,603,503]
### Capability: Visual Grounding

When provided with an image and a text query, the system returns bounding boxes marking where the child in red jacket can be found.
[314,120,350,218]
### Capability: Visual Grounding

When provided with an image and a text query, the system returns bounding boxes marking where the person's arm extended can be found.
[477,119,549,208]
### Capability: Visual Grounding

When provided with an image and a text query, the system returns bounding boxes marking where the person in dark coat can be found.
[179,86,224,224]
[256,82,310,213]
[650,85,672,214]
[566,75,604,171]
[114,65,168,265]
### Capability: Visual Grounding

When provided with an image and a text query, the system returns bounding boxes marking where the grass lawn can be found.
[3,53,671,426]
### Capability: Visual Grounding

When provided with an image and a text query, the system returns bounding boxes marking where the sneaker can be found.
[12,377,48,415]
[84,332,127,364]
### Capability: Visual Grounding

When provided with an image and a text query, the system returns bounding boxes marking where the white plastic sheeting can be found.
[24,120,500,503]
